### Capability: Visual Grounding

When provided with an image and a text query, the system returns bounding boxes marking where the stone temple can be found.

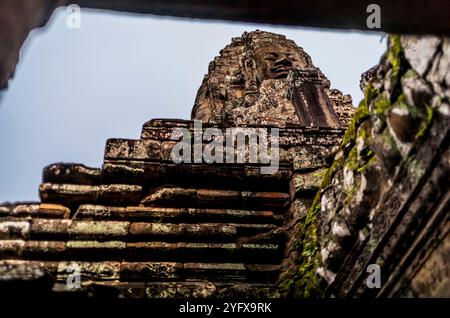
[192,30,353,127]
[1,31,448,298]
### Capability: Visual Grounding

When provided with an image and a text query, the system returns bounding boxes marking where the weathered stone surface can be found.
[23,241,66,258]
[38,204,70,218]
[192,31,353,126]
[402,232,450,297]
[30,219,72,239]
[120,262,279,283]
[126,242,280,263]
[8,31,446,299]
[57,261,121,281]
[141,188,197,206]
[290,145,334,171]
[98,184,142,204]
[66,241,126,260]
[1,0,449,92]
[184,263,280,282]
[146,281,218,298]
[101,161,144,185]
[129,223,236,241]
[75,205,126,220]
[68,221,130,240]
[0,260,58,279]
[289,170,326,198]
[0,203,68,218]
[105,139,161,161]
[43,163,101,185]
[145,281,280,298]
[0,203,38,217]
[291,35,450,298]
[141,187,290,209]
[83,281,146,298]
[39,183,98,205]
[67,240,126,249]
[0,240,25,258]
[0,221,30,239]
[120,262,182,281]
[0,260,56,294]
[39,183,142,205]
[75,205,277,224]
[196,189,241,202]
[161,141,179,162]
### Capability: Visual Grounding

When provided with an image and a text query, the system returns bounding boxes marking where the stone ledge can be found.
[75,205,279,224]
[141,187,290,210]
[43,163,101,185]
[0,203,70,219]
[39,183,142,206]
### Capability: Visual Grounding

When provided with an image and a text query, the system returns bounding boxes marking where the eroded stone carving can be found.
[191,30,354,127]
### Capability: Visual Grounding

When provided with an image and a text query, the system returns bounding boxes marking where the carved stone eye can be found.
[264,53,277,61]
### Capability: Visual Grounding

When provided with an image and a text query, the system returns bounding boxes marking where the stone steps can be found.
[0,219,279,242]
[2,177,290,295]
[74,205,282,224]
[128,222,278,242]
[38,184,291,211]
[52,281,280,298]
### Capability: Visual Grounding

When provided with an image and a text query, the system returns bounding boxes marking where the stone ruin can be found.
[0,30,354,297]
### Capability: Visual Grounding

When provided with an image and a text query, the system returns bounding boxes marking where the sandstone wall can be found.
[286,35,449,297]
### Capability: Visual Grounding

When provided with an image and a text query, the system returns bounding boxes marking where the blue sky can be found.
[0,8,386,202]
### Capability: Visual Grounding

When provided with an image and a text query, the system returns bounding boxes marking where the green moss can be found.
[373,95,391,115]
[416,105,435,138]
[341,100,370,147]
[295,201,323,297]
[365,83,380,106]
[387,35,403,88]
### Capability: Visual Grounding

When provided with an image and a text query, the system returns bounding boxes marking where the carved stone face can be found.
[254,44,308,80]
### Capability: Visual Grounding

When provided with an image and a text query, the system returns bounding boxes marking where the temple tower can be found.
[0,31,354,297]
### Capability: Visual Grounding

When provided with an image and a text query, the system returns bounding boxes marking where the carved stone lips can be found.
[271,66,291,77]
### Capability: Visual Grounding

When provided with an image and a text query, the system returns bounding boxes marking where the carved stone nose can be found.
[274,57,292,67]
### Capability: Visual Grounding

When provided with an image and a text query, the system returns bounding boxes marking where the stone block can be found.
[68,221,130,240]
[30,219,72,240]
[43,163,101,185]
[289,169,326,198]
[0,221,30,239]
[57,261,121,281]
